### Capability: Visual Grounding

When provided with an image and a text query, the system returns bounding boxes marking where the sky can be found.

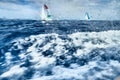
[0,0,119,20]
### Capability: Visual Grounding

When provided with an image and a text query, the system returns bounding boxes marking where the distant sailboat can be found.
[41,4,52,23]
[85,12,90,20]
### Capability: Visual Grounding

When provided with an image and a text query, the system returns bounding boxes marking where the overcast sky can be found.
[0,0,119,20]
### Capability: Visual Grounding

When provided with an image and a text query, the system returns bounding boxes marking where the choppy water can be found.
[0,20,120,80]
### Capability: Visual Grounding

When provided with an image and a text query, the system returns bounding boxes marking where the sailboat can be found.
[85,12,90,20]
[41,4,52,23]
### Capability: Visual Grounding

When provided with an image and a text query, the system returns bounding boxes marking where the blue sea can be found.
[0,20,120,80]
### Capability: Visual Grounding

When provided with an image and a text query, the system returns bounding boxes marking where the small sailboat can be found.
[85,12,90,20]
[41,4,52,23]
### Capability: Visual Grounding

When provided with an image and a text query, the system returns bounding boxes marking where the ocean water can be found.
[0,20,120,80]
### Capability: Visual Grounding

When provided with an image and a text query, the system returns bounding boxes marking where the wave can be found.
[0,30,120,80]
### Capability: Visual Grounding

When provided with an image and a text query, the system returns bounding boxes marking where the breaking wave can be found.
[0,30,120,80]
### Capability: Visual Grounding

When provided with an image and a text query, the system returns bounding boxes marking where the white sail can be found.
[85,12,90,20]
[41,6,47,21]
[41,4,52,23]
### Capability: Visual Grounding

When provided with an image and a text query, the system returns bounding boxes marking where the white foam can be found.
[0,65,27,78]
[5,52,13,64]
[2,30,120,79]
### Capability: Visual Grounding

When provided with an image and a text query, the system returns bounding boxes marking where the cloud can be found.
[42,0,120,20]
[0,2,39,19]
[0,0,119,20]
